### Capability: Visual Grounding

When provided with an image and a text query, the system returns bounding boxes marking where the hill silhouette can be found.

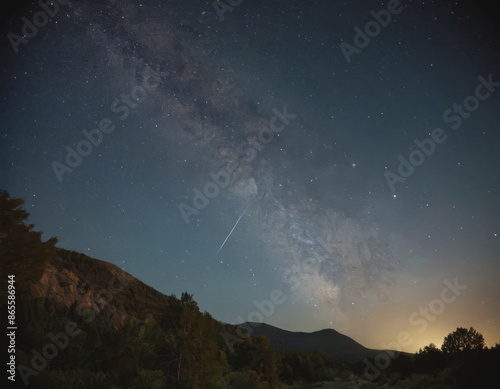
[237,322,395,363]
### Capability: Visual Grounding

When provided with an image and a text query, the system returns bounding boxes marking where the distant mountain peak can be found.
[236,322,380,362]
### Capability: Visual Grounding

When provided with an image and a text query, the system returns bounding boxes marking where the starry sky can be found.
[1,0,499,353]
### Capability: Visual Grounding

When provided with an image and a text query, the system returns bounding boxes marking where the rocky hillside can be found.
[3,246,177,330]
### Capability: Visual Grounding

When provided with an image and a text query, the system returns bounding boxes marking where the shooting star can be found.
[216,203,251,255]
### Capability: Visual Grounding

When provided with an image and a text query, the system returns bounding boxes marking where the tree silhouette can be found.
[418,343,441,355]
[441,327,485,353]
[415,343,445,373]
[159,292,225,387]
[0,190,58,263]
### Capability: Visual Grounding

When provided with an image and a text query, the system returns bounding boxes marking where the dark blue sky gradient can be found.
[1,0,499,351]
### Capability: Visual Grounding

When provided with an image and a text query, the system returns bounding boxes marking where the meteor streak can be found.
[216,203,251,255]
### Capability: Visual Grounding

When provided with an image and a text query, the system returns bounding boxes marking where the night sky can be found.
[1,0,499,352]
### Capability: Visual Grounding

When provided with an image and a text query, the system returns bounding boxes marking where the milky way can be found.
[1,0,499,351]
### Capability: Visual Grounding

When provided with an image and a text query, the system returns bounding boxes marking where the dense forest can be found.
[1,189,500,388]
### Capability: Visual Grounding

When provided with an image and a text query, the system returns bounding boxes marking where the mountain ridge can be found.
[235,321,396,362]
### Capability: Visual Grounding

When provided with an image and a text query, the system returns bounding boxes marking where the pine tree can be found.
[0,190,58,263]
